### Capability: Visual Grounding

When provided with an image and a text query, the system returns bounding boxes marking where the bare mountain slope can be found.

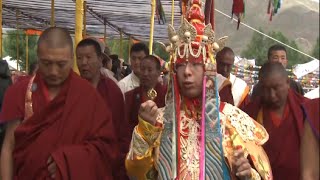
[214,0,319,56]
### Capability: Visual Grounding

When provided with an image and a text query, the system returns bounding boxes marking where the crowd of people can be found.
[0,1,318,179]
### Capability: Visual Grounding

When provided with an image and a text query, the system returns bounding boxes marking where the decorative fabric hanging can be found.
[204,0,213,25]
[267,0,282,21]
[180,0,188,17]
[232,0,245,29]
[156,0,166,24]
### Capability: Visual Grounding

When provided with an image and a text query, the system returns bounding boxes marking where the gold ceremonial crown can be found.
[166,0,228,69]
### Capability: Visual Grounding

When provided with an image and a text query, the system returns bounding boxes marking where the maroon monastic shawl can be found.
[2,71,117,179]
[244,90,308,180]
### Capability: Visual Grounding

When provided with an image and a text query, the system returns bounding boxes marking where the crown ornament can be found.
[166,0,228,70]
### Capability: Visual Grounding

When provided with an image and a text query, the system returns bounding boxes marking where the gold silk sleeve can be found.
[125,116,163,180]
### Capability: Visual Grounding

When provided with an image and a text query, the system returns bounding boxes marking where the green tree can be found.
[107,39,132,63]
[241,29,308,67]
[3,30,38,71]
[311,37,319,60]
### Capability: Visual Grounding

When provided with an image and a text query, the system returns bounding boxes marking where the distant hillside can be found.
[214,0,319,57]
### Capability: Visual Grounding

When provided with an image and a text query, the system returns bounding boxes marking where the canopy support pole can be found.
[51,0,55,27]
[0,0,3,59]
[171,0,175,26]
[83,1,87,38]
[211,0,214,31]
[16,10,19,71]
[169,0,175,64]
[103,20,107,43]
[119,29,123,59]
[74,0,84,73]
[26,32,29,72]
[149,0,156,55]
[128,35,132,59]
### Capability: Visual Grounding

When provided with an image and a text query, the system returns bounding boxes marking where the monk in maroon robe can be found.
[216,47,247,108]
[244,62,308,180]
[0,27,116,180]
[301,98,319,138]
[300,98,319,180]
[124,55,167,154]
[125,83,167,139]
[76,38,125,179]
[218,81,234,105]
[76,38,125,143]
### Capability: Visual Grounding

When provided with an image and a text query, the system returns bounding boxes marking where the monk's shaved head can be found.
[216,47,234,62]
[37,27,73,54]
[216,47,235,78]
[258,61,288,80]
[259,62,290,109]
[37,27,74,88]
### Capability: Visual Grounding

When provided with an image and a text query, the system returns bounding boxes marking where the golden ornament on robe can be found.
[147,88,157,100]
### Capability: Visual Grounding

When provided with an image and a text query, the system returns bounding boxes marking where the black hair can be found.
[130,43,149,56]
[268,44,287,60]
[258,61,288,80]
[0,60,11,78]
[38,27,73,54]
[142,55,161,71]
[76,38,102,57]
[110,55,122,80]
[109,54,119,61]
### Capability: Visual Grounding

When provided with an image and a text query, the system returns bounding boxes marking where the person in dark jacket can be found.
[0,60,12,148]
[110,54,123,81]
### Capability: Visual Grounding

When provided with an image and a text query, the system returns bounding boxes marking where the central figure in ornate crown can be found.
[125,0,273,179]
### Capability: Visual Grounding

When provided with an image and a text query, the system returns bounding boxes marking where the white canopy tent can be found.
[292,59,319,79]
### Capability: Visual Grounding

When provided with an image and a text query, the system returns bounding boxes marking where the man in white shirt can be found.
[216,47,250,109]
[118,43,149,93]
